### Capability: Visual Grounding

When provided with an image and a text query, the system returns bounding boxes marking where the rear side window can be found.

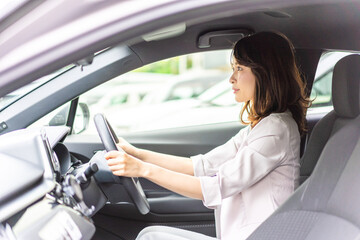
[309,51,357,113]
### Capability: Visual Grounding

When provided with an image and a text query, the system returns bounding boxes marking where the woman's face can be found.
[229,59,256,103]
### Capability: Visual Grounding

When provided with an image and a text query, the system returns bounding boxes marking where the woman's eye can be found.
[232,66,242,72]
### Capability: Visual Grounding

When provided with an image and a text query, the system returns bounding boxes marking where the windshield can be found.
[0,65,73,111]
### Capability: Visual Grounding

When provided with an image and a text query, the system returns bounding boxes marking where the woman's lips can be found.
[233,88,239,94]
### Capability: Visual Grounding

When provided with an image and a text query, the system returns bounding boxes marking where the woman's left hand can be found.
[104,150,146,177]
[105,151,203,200]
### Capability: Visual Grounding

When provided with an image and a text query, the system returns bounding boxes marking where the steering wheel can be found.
[94,113,150,215]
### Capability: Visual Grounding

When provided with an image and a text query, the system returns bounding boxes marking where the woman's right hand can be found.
[116,137,140,158]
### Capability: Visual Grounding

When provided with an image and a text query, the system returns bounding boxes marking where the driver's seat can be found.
[248,54,360,239]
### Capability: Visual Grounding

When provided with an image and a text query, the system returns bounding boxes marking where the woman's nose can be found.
[229,74,236,84]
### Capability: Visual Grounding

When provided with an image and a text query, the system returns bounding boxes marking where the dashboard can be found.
[0,126,101,240]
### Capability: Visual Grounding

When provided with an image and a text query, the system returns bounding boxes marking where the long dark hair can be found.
[232,31,311,135]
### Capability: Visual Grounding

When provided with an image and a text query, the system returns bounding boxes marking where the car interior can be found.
[1,1,360,240]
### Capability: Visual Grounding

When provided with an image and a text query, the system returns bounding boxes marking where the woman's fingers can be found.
[113,170,127,176]
[116,137,139,157]
[104,150,121,160]
[117,137,128,149]
[107,155,126,166]
[108,165,123,171]
[104,150,142,177]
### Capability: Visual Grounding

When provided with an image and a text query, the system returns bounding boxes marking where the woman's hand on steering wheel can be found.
[116,137,140,158]
[105,151,148,177]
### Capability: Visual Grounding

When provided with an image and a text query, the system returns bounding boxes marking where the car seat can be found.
[248,54,360,239]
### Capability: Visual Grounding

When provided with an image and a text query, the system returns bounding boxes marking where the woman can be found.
[105,31,310,240]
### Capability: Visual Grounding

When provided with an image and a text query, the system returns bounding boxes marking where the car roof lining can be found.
[130,2,360,66]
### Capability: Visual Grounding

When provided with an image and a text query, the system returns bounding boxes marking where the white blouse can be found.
[191,111,300,240]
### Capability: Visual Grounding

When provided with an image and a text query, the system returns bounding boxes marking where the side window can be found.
[309,51,356,112]
[28,51,359,135]
[76,50,237,134]
[310,70,333,107]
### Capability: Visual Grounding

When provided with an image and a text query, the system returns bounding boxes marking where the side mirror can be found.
[73,103,90,134]
[49,102,90,134]
[49,105,69,126]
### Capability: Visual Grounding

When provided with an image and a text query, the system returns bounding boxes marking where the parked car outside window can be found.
[26,51,358,134]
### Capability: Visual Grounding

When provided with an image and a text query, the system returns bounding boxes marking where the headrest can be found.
[332,54,360,118]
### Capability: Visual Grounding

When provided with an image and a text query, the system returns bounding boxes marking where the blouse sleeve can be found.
[199,123,289,208]
[191,127,248,177]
